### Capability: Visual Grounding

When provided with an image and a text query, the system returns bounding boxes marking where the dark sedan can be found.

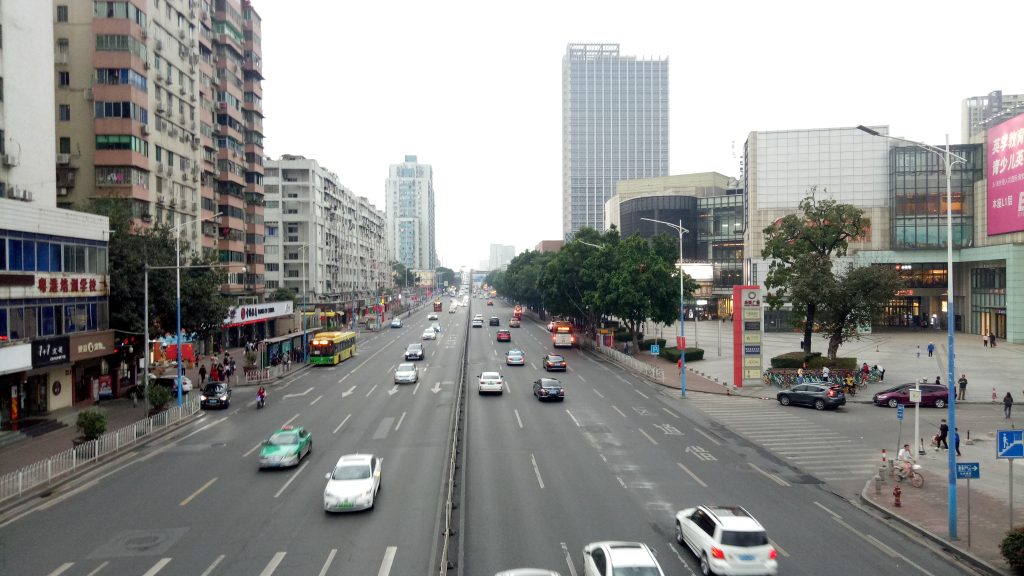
[200,383,231,409]
[777,383,845,410]
[532,378,565,402]
[542,354,567,371]
[872,383,949,408]
[489,316,500,326]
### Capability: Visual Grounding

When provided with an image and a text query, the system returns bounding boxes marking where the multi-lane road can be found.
[0,298,982,575]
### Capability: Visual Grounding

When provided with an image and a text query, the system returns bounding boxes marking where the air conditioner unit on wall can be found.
[55,154,70,165]
[3,154,19,167]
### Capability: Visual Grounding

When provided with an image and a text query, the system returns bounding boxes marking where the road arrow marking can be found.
[284,387,314,399]
[431,381,442,394]
[388,385,399,396]
[341,386,357,398]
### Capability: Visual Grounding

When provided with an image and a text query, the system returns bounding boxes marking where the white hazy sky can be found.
[257,0,1022,270]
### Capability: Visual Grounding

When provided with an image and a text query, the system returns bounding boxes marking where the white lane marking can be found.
[529,453,546,489]
[377,546,397,576]
[769,538,790,557]
[37,479,98,511]
[515,409,524,428]
[638,428,659,445]
[282,414,300,428]
[388,385,399,396]
[616,375,630,384]
[141,558,173,576]
[317,549,337,576]
[199,555,225,576]
[333,414,351,434]
[178,416,227,441]
[617,476,628,489]
[310,394,323,406]
[244,438,264,457]
[180,477,217,507]
[565,409,581,428]
[395,411,407,431]
[413,381,421,395]
[530,362,538,370]
[636,390,650,399]
[814,501,842,519]
[749,463,790,487]
[341,385,357,397]
[337,374,350,384]
[45,563,75,576]
[833,516,935,576]
[592,389,605,399]
[85,561,110,576]
[366,384,378,397]
[562,542,578,576]
[274,461,309,498]
[612,405,627,418]
[259,552,287,576]
[666,541,689,566]
[578,374,587,383]
[676,462,708,488]
[662,407,679,419]
[284,387,314,399]
[694,428,722,446]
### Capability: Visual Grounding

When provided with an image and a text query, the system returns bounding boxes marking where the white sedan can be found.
[394,362,418,384]
[323,453,382,512]
[427,313,438,321]
[505,349,525,366]
[478,371,505,395]
[422,328,437,340]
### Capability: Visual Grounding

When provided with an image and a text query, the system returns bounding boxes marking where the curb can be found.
[0,408,203,518]
[858,479,1008,576]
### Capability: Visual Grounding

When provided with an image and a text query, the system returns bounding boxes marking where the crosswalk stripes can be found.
[686,395,880,482]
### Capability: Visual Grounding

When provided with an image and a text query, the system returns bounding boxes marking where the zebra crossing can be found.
[686,395,881,483]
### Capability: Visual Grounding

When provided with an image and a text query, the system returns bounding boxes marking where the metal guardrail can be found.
[0,396,200,504]
[585,339,665,382]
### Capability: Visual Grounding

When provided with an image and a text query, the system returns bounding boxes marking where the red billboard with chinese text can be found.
[987,111,1024,235]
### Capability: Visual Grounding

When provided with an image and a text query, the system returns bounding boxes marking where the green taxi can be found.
[258,425,312,469]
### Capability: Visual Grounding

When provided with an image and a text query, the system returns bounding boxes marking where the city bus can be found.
[552,321,575,348]
[433,299,443,312]
[309,331,357,365]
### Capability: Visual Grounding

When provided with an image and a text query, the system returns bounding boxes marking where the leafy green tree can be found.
[816,264,904,359]
[436,266,457,290]
[267,287,297,304]
[495,251,552,313]
[540,227,617,326]
[761,189,870,354]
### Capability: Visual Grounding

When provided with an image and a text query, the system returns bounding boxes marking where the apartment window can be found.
[59,137,71,155]
[57,38,70,55]
[57,5,69,22]
[59,104,71,122]
[0,77,4,102]
[58,71,70,87]
[0,130,4,155]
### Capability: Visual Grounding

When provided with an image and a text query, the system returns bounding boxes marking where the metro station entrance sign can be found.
[732,285,764,388]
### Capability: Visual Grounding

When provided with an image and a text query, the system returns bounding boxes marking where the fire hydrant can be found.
[893,484,902,507]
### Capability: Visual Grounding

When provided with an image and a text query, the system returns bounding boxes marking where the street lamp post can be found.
[641,217,690,397]
[297,242,314,365]
[857,125,967,540]
[170,212,222,407]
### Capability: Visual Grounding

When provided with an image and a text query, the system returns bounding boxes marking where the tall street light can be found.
[297,242,315,365]
[857,125,967,540]
[170,212,222,407]
[641,217,690,397]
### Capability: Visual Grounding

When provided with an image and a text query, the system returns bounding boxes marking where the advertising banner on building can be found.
[69,331,115,362]
[223,301,294,327]
[32,337,70,368]
[987,112,1024,235]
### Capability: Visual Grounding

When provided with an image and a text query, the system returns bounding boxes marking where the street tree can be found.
[817,263,904,359]
[761,189,870,354]
[540,227,618,326]
[436,266,457,290]
[267,287,298,304]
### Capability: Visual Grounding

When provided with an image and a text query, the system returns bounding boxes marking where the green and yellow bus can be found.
[309,331,357,365]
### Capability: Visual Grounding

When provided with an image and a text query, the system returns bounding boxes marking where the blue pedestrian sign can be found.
[650,344,660,356]
[896,404,905,421]
[997,430,1024,459]
[956,462,980,479]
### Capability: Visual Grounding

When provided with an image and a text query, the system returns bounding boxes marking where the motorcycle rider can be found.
[256,386,267,407]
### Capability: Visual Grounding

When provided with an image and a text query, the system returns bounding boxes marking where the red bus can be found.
[433,299,443,312]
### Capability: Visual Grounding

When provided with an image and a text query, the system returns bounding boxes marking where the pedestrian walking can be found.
[927,341,935,357]
[935,375,941,386]
[954,428,961,457]
[874,364,885,381]
[990,332,997,348]
[983,333,989,347]
[916,345,921,359]
[1005,392,1014,418]
[199,363,207,386]
[677,357,682,376]
[957,374,968,401]
[821,366,831,381]
[937,419,949,449]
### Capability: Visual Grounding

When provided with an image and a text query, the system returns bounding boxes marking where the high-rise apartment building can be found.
[561,43,669,238]
[488,244,515,271]
[263,155,388,322]
[51,0,264,295]
[385,155,435,270]
[962,90,1024,143]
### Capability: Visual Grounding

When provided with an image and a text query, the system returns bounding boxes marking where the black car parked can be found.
[200,383,231,409]
[777,383,846,410]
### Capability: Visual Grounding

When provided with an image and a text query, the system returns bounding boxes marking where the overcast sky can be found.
[257,0,1022,270]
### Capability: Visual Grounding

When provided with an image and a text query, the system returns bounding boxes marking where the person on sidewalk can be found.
[990,332,997,347]
[957,374,968,401]
[934,375,941,386]
[954,428,961,457]
[937,419,949,449]
[983,333,989,347]
[927,341,935,357]
[821,366,831,381]
[199,363,207,386]
[873,364,885,381]
[1005,392,1014,419]
[677,357,682,376]
[916,345,921,359]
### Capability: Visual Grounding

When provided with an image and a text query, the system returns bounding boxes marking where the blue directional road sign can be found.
[997,429,1024,459]
[956,462,980,479]
[650,344,660,356]
[896,404,905,421]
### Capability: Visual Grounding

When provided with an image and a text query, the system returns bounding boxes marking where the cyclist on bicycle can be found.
[895,444,914,481]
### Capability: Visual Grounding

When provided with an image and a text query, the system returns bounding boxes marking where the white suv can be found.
[674,505,777,576]
[582,541,665,576]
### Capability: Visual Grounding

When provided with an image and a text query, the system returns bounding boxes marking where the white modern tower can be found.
[386,155,435,270]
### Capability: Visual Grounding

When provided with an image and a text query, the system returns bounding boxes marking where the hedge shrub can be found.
[640,338,667,351]
[659,347,704,363]
[76,410,107,440]
[614,330,644,342]
[770,351,858,369]
[1000,526,1024,570]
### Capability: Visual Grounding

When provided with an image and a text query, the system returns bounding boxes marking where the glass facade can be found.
[562,44,669,237]
[890,144,982,249]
